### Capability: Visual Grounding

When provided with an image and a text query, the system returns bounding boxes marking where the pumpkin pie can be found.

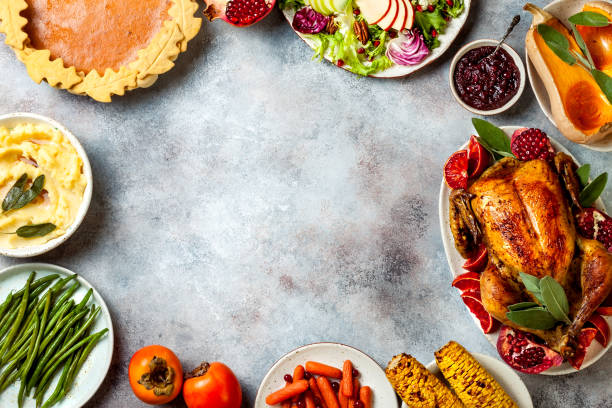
[0,0,201,102]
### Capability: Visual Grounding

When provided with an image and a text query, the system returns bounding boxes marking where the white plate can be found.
[282,1,471,78]
[525,0,612,152]
[0,113,93,257]
[0,263,113,407]
[438,126,611,375]
[401,352,533,408]
[255,343,399,407]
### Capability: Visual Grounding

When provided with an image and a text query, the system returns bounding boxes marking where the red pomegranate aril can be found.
[303,371,312,380]
[337,59,345,67]
[446,0,453,5]
[313,397,321,405]
[331,381,340,392]
[353,8,360,15]
[357,47,365,54]
[432,29,438,37]
[283,374,293,383]
[297,401,306,408]
[416,5,423,12]
[354,401,365,408]
[352,368,360,377]
[374,40,381,47]
[428,5,434,11]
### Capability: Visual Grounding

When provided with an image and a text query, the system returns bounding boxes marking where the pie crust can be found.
[0,0,201,102]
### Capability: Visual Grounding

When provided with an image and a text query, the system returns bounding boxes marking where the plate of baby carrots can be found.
[255,342,398,408]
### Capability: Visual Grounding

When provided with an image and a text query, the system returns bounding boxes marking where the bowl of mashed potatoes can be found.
[0,113,92,257]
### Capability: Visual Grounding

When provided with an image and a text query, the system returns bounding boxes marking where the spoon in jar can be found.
[487,15,521,59]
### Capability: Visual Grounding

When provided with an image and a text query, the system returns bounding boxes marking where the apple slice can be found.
[378,0,399,31]
[356,0,391,25]
[402,0,414,29]
[392,0,407,31]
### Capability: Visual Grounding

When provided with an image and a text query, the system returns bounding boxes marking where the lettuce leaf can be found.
[414,10,447,49]
[279,0,305,10]
[444,0,464,18]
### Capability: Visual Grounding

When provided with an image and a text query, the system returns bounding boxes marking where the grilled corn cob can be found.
[386,353,465,408]
[435,341,517,408]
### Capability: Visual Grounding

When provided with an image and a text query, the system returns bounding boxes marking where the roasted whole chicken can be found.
[449,153,612,358]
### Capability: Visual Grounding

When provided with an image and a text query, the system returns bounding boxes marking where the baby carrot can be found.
[305,390,316,408]
[266,380,309,405]
[348,379,360,406]
[338,380,349,408]
[306,361,342,379]
[359,386,372,408]
[341,360,353,397]
[308,377,328,408]
[292,365,305,402]
[316,376,340,408]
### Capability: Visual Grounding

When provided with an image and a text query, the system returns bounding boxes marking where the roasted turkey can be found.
[449,153,612,358]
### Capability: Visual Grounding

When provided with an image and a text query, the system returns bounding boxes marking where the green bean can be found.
[17,313,38,408]
[43,300,73,337]
[0,347,27,392]
[0,301,20,341]
[49,307,100,365]
[59,348,82,400]
[10,274,58,300]
[0,296,18,332]
[0,292,13,321]
[74,289,92,314]
[41,356,73,408]
[1,322,35,365]
[39,307,84,354]
[34,329,107,399]
[0,366,20,394]
[0,273,33,361]
[49,282,79,315]
[33,327,74,398]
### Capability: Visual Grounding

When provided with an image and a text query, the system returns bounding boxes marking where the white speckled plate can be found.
[0,263,113,408]
[525,0,612,152]
[255,342,398,407]
[281,0,471,78]
[438,126,611,375]
[401,352,533,408]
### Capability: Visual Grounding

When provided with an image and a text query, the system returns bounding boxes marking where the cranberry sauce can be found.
[454,46,520,111]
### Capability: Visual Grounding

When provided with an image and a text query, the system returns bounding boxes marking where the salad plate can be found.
[525,0,612,152]
[439,126,611,375]
[0,263,113,407]
[280,0,471,77]
[400,352,533,408]
[254,342,398,407]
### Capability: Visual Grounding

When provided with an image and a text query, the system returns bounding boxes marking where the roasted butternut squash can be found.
[577,2,612,76]
[525,3,612,145]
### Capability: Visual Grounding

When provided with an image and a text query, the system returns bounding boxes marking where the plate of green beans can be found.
[0,263,113,408]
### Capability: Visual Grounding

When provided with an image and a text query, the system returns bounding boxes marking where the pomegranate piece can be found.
[576,208,612,252]
[496,326,563,374]
[568,328,598,370]
[204,0,275,27]
[587,313,610,347]
[596,306,612,315]
[510,128,555,161]
[462,244,488,273]
[460,292,499,334]
[452,272,481,293]
[444,150,469,190]
[467,136,491,179]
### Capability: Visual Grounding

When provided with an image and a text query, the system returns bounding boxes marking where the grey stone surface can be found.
[0,0,610,406]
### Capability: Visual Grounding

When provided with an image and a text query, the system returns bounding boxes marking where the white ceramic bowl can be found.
[0,113,93,257]
[525,0,612,152]
[449,39,526,115]
[0,263,113,408]
[438,126,611,375]
[401,352,533,408]
[255,342,399,407]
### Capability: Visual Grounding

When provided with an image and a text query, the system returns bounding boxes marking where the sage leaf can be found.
[576,164,591,188]
[15,223,56,238]
[508,302,540,311]
[571,24,594,68]
[472,118,514,159]
[580,172,608,207]
[10,175,44,211]
[537,24,577,65]
[568,11,610,27]
[540,276,571,324]
[591,69,612,104]
[2,173,27,212]
[506,308,558,330]
[519,272,544,303]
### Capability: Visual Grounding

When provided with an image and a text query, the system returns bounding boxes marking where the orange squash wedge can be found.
[525,3,612,145]
[577,1,612,76]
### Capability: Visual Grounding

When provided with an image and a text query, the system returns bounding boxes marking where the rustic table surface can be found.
[0,0,610,407]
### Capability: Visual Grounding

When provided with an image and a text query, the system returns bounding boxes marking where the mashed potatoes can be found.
[0,123,87,248]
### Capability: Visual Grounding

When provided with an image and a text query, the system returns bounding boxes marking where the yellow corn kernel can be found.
[435,341,517,408]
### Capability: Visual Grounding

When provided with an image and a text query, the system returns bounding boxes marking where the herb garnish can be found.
[537,11,612,104]
[506,272,572,330]
[2,174,45,212]
[574,165,608,207]
[1,223,56,238]
[471,118,515,160]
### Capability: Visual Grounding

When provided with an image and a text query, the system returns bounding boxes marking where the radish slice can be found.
[393,0,407,31]
[356,0,391,25]
[378,0,399,31]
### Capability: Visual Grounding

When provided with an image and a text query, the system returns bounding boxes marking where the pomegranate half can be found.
[204,0,276,27]
[496,326,563,374]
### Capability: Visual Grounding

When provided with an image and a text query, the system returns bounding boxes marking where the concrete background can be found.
[0,0,610,406]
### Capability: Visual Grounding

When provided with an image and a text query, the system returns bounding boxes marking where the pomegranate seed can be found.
[337,59,345,67]
[373,40,381,47]
[357,47,365,54]
[353,8,360,15]
[447,0,453,5]
[313,397,321,405]
[428,5,435,11]
[331,382,340,392]
[354,401,365,408]
[303,371,312,380]
[297,401,306,408]
[416,5,423,12]
[432,29,437,37]
[352,368,360,377]
[283,374,292,383]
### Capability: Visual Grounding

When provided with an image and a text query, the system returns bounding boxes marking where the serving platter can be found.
[254,342,398,407]
[438,126,612,375]
[0,263,113,408]
[525,0,612,152]
[281,0,471,78]
[400,352,533,408]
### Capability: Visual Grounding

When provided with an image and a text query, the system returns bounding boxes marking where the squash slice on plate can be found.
[577,1,612,75]
[525,3,612,145]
